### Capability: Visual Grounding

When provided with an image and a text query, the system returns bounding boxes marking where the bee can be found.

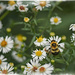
[45,40,60,55]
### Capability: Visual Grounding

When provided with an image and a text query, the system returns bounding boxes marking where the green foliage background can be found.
[0,1,75,74]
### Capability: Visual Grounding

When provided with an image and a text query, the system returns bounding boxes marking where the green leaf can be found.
[55,59,64,64]
[54,68,62,72]
[14,22,24,25]
[29,36,36,48]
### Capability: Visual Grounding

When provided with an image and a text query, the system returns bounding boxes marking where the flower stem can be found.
[0,11,10,21]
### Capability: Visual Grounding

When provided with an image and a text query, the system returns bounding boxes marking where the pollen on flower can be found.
[40,1,46,7]
[35,50,42,56]
[8,1,15,6]
[1,40,7,47]
[37,36,43,42]
[0,60,2,64]
[54,18,58,23]
[32,66,37,72]
[24,17,29,22]
[39,67,46,72]
[2,70,8,74]
[19,6,25,10]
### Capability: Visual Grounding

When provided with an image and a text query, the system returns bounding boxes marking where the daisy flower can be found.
[18,4,28,12]
[0,55,7,67]
[50,16,62,25]
[32,0,51,11]
[12,51,26,63]
[0,63,14,74]
[14,34,26,49]
[0,21,3,29]
[0,3,6,14]
[0,36,13,53]
[37,63,54,75]
[31,49,46,61]
[45,36,64,54]
[6,0,16,11]
[23,59,40,75]
[34,36,48,47]
[24,17,30,22]
[69,24,75,31]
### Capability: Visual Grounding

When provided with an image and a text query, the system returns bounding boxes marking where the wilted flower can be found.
[0,2,6,14]
[32,0,51,11]
[0,36,13,53]
[31,49,46,61]
[50,16,62,25]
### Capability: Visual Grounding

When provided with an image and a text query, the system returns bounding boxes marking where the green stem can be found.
[0,11,10,21]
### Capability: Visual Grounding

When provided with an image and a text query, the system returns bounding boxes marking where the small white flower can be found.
[18,4,28,12]
[0,36,13,53]
[32,0,51,11]
[12,51,26,63]
[0,21,3,29]
[37,63,54,75]
[71,33,75,45]
[0,2,6,14]
[50,16,62,25]
[23,59,40,75]
[34,36,48,47]
[0,63,14,74]
[6,0,16,11]
[31,49,46,61]
[69,24,75,31]
[14,34,26,49]
[45,36,64,53]
[0,55,7,67]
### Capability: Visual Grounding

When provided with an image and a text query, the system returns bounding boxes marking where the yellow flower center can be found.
[17,54,22,58]
[39,67,46,72]
[2,70,8,74]
[1,40,7,47]
[37,36,43,42]
[54,18,58,23]
[32,66,38,72]
[24,17,29,22]
[0,60,2,64]
[8,1,15,6]
[50,40,58,49]
[17,35,23,42]
[36,50,42,56]
[40,1,46,7]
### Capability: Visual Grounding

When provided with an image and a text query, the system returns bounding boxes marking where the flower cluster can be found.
[0,0,74,75]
